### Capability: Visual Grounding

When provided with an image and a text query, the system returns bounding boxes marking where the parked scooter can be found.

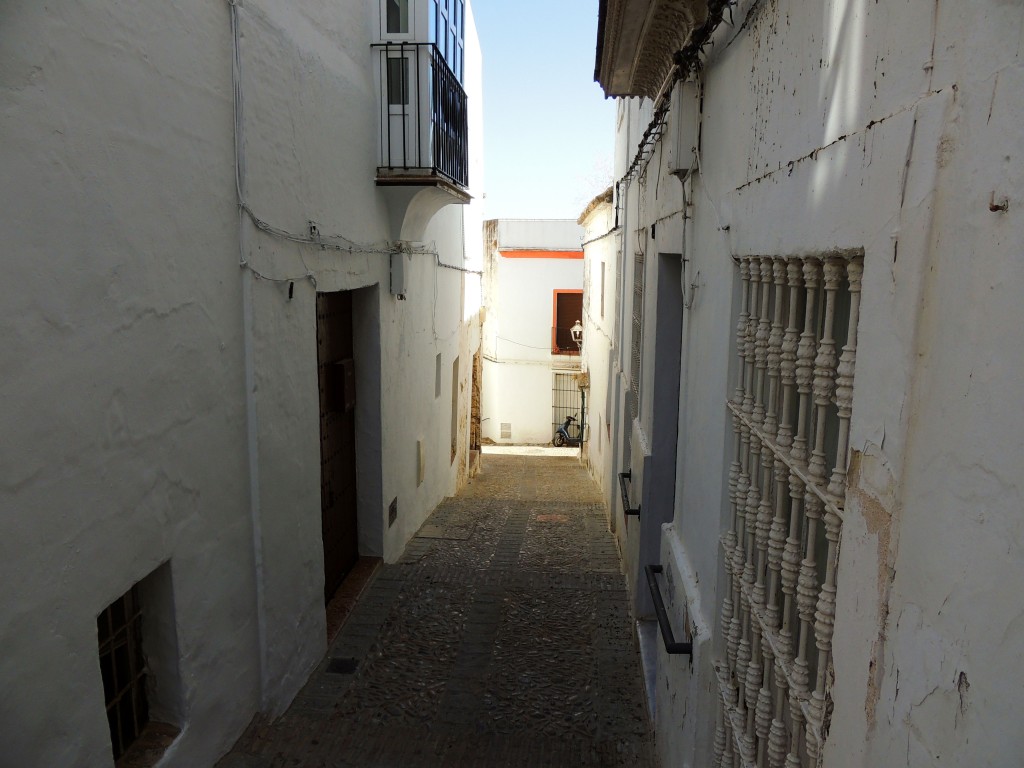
[552,414,583,447]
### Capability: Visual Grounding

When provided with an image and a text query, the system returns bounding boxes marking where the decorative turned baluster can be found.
[753,440,774,610]
[829,256,862,498]
[764,259,786,438]
[756,643,775,768]
[794,492,823,704]
[724,410,742,646]
[807,504,842,763]
[714,707,728,768]
[786,684,806,768]
[792,259,820,466]
[729,423,751,669]
[723,670,740,726]
[766,459,789,632]
[776,260,802,451]
[808,258,842,484]
[734,260,752,407]
[743,259,760,417]
[753,257,772,426]
[744,435,762,603]
[737,620,752,726]
[723,722,736,768]
[745,627,763,754]
[779,473,804,673]
[767,665,789,768]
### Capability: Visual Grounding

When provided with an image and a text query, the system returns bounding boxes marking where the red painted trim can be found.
[500,249,584,260]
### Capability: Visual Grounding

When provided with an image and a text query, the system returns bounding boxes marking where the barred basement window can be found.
[714,253,863,768]
[97,564,183,766]
[98,585,149,761]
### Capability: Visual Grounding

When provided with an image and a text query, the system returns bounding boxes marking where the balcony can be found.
[373,42,469,200]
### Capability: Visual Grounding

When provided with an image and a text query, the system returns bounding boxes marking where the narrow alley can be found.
[220,452,655,768]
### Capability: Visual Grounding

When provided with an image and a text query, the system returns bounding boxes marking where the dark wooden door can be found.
[316,291,359,602]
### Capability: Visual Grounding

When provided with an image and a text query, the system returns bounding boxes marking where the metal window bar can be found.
[644,565,692,654]
[618,470,640,517]
[551,372,582,435]
[373,42,468,188]
[97,585,149,760]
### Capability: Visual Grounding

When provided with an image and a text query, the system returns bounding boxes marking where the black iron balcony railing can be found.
[373,42,468,189]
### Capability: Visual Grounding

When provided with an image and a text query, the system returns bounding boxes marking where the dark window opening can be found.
[386,0,409,34]
[450,356,460,462]
[387,57,409,105]
[552,290,584,354]
[98,585,149,761]
[97,565,183,767]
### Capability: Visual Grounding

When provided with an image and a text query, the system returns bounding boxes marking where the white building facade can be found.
[480,219,585,446]
[595,1,1024,766]
[578,189,618,493]
[0,0,483,765]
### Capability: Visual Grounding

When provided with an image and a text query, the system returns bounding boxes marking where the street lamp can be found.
[570,320,583,352]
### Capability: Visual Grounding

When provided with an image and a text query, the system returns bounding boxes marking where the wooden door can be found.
[316,291,359,602]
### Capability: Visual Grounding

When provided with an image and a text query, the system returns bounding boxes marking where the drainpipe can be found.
[230,0,270,708]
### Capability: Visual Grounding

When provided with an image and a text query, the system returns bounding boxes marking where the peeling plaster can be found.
[847,447,897,729]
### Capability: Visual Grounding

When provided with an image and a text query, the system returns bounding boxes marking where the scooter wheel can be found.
[552,433,566,447]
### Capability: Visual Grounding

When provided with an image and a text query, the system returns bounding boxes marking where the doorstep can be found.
[325,556,383,645]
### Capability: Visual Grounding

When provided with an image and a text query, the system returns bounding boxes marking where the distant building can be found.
[594,1,1024,766]
[0,0,483,765]
[481,219,584,446]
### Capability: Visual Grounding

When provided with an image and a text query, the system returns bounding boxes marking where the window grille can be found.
[629,250,645,419]
[714,253,863,768]
[98,584,149,761]
[552,372,582,434]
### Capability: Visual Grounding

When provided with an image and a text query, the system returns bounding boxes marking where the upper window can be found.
[381,0,412,38]
[386,0,409,33]
[429,0,465,81]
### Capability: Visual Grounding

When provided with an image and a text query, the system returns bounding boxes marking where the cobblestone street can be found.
[220,453,655,767]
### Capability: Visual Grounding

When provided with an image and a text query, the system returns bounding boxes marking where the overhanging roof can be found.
[594,0,708,99]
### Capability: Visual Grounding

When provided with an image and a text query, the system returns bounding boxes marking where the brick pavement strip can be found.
[220,455,656,768]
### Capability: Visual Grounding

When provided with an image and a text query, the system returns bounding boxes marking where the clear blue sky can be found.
[471,0,615,220]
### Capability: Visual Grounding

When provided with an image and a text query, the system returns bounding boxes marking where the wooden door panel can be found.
[317,291,359,602]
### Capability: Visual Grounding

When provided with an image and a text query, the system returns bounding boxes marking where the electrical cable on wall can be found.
[581,303,614,347]
[496,336,555,351]
[581,226,619,248]
[227,0,481,286]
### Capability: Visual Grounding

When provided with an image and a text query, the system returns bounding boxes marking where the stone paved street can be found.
[220,454,655,767]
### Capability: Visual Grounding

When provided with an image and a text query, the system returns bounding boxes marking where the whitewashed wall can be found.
[0,1,482,765]
[481,219,584,444]
[605,1,1024,766]
[579,200,618,495]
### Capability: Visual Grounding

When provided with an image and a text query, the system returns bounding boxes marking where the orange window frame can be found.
[551,289,584,355]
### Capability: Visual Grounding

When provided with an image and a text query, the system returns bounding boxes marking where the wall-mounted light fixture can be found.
[571,320,583,351]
